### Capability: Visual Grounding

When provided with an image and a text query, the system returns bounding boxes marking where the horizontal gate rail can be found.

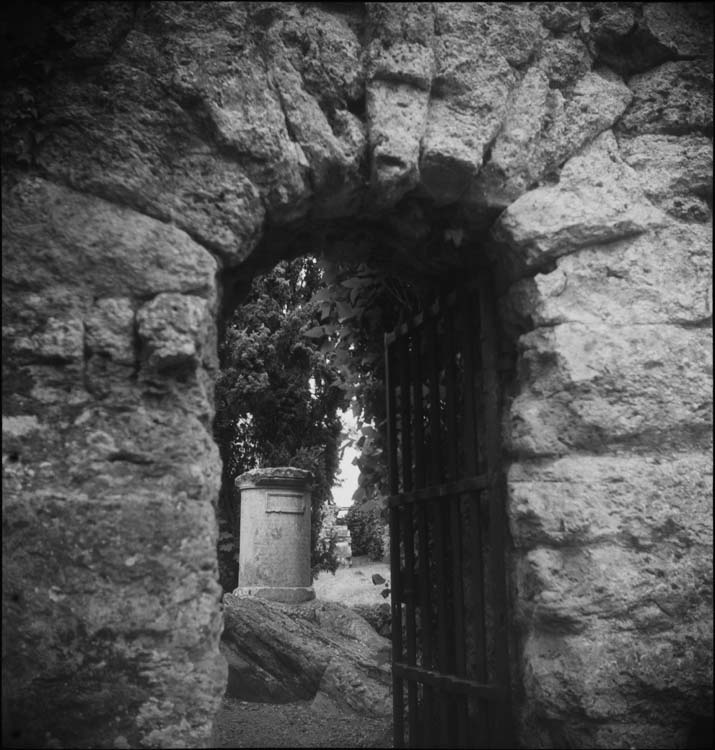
[384,275,494,345]
[387,475,489,507]
[392,663,505,700]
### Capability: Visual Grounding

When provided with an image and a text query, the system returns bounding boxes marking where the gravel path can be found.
[313,556,391,607]
[212,696,393,748]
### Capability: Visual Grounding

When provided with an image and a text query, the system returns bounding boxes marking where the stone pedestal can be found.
[334,525,353,567]
[234,467,315,603]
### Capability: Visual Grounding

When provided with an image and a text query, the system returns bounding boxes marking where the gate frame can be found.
[384,276,513,748]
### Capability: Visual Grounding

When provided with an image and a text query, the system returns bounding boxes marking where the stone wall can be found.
[2,3,711,748]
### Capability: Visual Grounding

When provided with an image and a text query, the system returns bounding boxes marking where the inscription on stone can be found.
[266,493,305,514]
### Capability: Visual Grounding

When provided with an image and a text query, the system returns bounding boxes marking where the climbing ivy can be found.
[303,255,438,507]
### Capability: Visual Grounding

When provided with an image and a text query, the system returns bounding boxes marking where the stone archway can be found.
[2,3,712,748]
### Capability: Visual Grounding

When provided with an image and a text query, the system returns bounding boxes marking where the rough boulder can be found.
[221,594,392,718]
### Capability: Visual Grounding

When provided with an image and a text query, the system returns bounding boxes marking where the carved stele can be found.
[234,467,315,603]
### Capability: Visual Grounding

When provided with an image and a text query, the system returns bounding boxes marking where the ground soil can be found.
[212,556,394,748]
[211,696,393,748]
[313,555,391,607]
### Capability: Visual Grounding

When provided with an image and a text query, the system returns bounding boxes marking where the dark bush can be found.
[346,499,385,561]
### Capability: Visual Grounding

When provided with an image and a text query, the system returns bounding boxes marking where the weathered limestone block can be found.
[508,454,713,550]
[197,57,312,223]
[588,3,636,42]
[506,323,713,456]
[520,622,712,749]
[2,176,217,302]
[366,81,430,209]
[365,0,434,92]
[2,167,225,748]
[422,2,542,204]
[521,542,712,638]
[275,5,364,109]
[137,294,212,374]
[501,221,713,330]
[85,298,136,366]
[9,315,85,365]
[421,36,515,204]
[366,40,434,91]
[618,60,714,136]
[530,2,583,34]
[638,2,714,58]
[472,69,632,206]
[245,5,367,220]
[134,3,311,225]
[3,407,226,748]
[269,54,365,219]
[585,3,651,75]
[33,35,266,264]
[363,3,434,209]
[434,2,544,67]
[516,506,713,748]
[618,134,713,222]
[492,131,665,279]
[585,2,712,76]
[536,36,592,90]
[366,1,435,73]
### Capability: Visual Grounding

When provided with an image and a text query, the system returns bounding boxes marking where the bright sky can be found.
[331,405,360,508]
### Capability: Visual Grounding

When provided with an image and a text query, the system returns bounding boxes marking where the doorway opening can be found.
[211,197,516,748]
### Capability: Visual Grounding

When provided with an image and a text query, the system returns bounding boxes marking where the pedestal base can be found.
[233,585,315,604]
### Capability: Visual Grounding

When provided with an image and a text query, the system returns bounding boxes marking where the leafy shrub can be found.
[312,529,340,579]
[346,499,385,561]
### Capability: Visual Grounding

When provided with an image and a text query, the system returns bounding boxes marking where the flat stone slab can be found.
[236,467,313,489]
[234,585,316,604]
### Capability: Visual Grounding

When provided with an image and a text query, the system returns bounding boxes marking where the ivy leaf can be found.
[352,486,367,503]
[335,300,355,322]
[361,425,377,439]
[303,325,325,339]
[341,277,372,289]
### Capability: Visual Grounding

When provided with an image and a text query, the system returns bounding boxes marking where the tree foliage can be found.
[214,247,445,591]
[214,257,348,590]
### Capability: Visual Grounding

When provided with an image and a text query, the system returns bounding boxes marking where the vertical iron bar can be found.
[411,326,426,492]
[426,312,450,746]
[444,303,459,484]
[386,336,400,496]
[445,300,467,746]
[460,288,488,748]
[411,327,434,747]
[398,332,413,494]
[385,334,404,748]
[478,277,511,748]
[398,333,418,745]
[403,502,418,745]
[427,311,442,488]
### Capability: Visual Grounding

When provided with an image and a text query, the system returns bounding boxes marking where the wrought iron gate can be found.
[384,277,512,748]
